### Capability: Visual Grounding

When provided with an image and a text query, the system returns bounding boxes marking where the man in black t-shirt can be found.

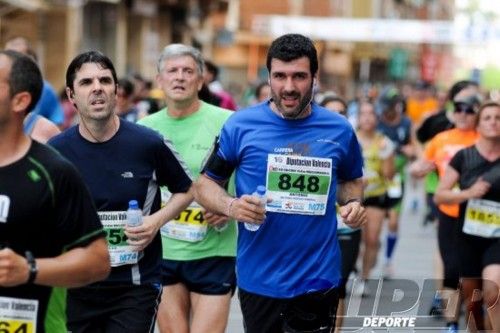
[49,51,193,333]
[0,51,110,333]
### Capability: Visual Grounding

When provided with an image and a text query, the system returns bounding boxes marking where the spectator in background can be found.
[23,108,61,143]
[204,59,237,110]
[406,80,439,127]
[5,36,64,127]
[116,78,142,122]
[320,95,348,117]
[198,82,223,107]
[5,36,62,142]
[254,81,271,104]
[60,89,79,130]
[131,73,160,115]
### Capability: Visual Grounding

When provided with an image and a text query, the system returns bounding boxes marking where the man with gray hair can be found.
[138,44,236,333]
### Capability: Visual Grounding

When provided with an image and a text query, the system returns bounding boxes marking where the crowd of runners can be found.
[0,32,498,333]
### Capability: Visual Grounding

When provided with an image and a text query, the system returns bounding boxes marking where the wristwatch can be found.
[25,251,38,284]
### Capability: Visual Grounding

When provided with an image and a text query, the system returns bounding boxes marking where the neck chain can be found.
[80,116,117,143]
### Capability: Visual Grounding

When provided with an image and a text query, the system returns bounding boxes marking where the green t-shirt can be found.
[138,102,236,260]
[424,170,439,193]
[45,287,67,332]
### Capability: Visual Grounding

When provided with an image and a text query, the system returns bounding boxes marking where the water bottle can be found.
[244,185,267,231]
[126,200,143,227]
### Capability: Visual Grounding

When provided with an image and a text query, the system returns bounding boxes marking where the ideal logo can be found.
[0,195,10,223]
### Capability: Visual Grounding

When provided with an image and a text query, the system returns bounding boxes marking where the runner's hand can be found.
[202,209,230,227]
[409,160,435,178]
[0,248,29,287]
[124,215,161,251]
[465,178,491,199]
[339,201,367,229]
[227,195,266,224]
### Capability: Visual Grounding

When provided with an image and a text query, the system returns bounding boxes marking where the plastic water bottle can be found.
[126,200,143,227]
[244,185,266,231]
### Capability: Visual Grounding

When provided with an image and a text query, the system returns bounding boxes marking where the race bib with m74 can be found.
[266,154,332,215]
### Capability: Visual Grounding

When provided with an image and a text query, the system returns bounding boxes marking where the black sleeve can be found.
[155,138,193,194]
[52,159,105,251]
[416,117,432,143]
[448,149,464,174]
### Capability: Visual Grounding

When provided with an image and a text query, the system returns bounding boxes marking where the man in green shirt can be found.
[138,44,236,333]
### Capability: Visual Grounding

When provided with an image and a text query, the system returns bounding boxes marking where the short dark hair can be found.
[255,81,270,99]
[0,50,43,113]
[66,51,118,91]
[118,78,135,97]
[204,60,219,79]
[320,95,347,110]
[266,34,318,76]
[448,80,478,102]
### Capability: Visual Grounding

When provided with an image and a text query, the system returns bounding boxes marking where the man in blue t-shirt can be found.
[195,34,366,333]
[49,51,193,333]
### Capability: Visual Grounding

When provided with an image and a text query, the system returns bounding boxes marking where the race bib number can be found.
[266,154,332,215]
[0,297,37,333]
[463,199,500,238]
[161,191,208,242]
[99,211,140,267]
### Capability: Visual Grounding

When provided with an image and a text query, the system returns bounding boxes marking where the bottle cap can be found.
[128,200,139,209]
[256,185,266,195]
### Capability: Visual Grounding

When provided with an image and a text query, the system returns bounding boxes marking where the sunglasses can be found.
[453,102,477,115]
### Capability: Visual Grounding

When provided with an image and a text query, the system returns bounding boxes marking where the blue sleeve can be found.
[337,130,363,181]
[33,82,64,125]
[218,123,237,164]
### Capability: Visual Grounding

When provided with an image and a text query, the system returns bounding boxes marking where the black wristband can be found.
[342,198,362,206]
[25,251,38,284]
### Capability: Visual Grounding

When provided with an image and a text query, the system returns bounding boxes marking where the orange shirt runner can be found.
[424,128,479,217]
[406,97,438,125]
